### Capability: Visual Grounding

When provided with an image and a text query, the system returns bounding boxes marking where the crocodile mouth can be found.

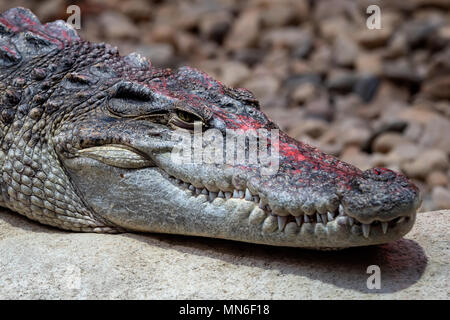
[164,173,413,240]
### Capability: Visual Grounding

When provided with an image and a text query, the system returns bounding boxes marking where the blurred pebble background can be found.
[1,0,449,211]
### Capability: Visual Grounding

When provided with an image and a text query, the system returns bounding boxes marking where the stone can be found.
[225,9,260,50]
[431,187,450,209]
[382,58,422,86]
[199,11,232,43]
[340,146,373,171]
[289,119,329,140]
[242,73,280,107]
[356,52,383,75]
[1,208,448,299]
[219,61,251,88]
[134,44,177,68]
[261,28,312,51]
[333,34,358,67]
[427,171,449,187]
[422,76,450,100]
[401,149,449,180]
[353,74,380,103]
[419,115,450,154]
[373,132,408,154]
[99,11,139,40]
[290,82,317,105]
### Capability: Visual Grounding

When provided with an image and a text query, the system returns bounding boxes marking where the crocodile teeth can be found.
[232,190,239,198]
[316,213,322,223]
[320,214,328,224]
[259,199,264,209]
[201,188,208,195]
[218,191,225,198]
[295,216,303,227]
[189,185,195,191]
[304,215,311,223]
[277,216,288,231]
[225,192,232,199]
[195,188,202,195]
[327,211,335,221]
[209,192,217,201]
[382,222,388,234]
[338,204,345,216]
[337,216,347,226]
[245,188,252,201]
[238,190,244,199]
[348,217,354,226]
[362,224,371,238]
[397,217,405,224]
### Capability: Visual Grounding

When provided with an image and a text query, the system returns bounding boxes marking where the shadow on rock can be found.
[125,232,428,294]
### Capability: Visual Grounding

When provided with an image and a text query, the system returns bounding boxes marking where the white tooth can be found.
[262,215,277,233]
[382,222,388,234]
[195,188,202,195]
[259,199,264,209]
[225,192,232,199]
[218,191,225,198]
[338,204,345,216]
[327,211,335,221]
[245,188,252,201]
[233,190,239,198]
[201,188,208,195]
[253,195,260,203]
[189,185,195,191]
[278,216,288,231]
[295,216,303,226]
[238,190,244,198]
[304,215,311,223]
[336,216,348,226]
[209,192,217,201]
[348,217,354,226]
[321,214,328,224]
[397,217,405,224]
[316,213,322,223]
[362,224,371,238]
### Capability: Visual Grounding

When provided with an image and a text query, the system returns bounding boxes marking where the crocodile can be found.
[0,7,421,249]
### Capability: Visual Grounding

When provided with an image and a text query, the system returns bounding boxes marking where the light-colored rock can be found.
[225,8,260,50]
[427,171,449,187]
[99,11,140,40]
[401,149,449,180]
[432,187,450,210]
[291,82,317,105]
[373,132,408,154]
[0,208,448,299]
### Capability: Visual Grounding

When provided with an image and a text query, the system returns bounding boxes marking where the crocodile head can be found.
[56,62,420,248]
[1,8,421,249]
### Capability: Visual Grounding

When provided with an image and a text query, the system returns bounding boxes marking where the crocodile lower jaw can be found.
[165,174,412,241]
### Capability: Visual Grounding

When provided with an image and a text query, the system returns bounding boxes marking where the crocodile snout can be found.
[341,167,422,224]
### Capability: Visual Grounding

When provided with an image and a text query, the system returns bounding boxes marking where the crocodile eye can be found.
[169,109,204,130]
[176,110,198,123]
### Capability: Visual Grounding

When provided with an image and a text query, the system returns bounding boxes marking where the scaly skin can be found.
[0,8,421,249]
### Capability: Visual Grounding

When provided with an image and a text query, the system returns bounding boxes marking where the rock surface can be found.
[0,208,448,299]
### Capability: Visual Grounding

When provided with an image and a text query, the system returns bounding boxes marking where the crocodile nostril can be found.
[363,167,397,181]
